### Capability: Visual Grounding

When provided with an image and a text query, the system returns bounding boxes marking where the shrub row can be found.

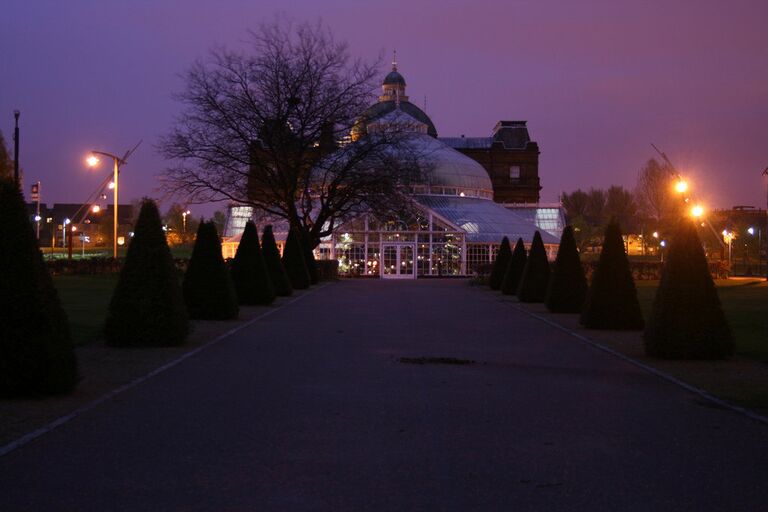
[488,220,733,360]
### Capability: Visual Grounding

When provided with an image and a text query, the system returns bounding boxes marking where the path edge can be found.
[0,284,329,458]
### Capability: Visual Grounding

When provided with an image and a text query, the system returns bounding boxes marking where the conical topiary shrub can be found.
[517,231,551,303]
[230,221,275,306]
[183,221,239,320]
[501,238,527,295]
[489,237,512,290]
[581,222,644,329]
[545,226,588,313]
[301,229,320,284]
[105,198,189,347]
[644,220,733,359]
[282,227,311,290]
[0,178,78,396]
[262,225,293,296]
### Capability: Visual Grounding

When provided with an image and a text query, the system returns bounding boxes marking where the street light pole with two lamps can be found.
[86,141,141,259]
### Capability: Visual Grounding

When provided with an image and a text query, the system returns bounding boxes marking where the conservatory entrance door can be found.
[381,244,416,279]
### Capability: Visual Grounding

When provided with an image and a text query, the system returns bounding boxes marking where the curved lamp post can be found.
[87,151,124,258]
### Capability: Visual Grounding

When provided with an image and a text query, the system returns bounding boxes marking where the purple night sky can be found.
[2,0,767,215]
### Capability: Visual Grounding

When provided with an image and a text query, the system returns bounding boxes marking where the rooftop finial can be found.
[392,49,397,71]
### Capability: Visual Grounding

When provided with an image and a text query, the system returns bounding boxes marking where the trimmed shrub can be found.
[0,178,78,396]
[282,227,311,290]
[183,221,238,320]
[517,231,551,303]
[230,221,275,305]
[301,230,320,284]
[581,222,644,330]
[546,226,588,313]
[105,199,189,347]
[316,259,340,281]
[262,225,293,296]
[501,238,527,295]
[644,220,733,359]
[489,237,512,290]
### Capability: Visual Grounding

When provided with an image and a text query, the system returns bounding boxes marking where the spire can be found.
[392,49,398,71]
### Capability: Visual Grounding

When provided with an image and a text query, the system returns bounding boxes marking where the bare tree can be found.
[0,132,13,180]
[159,20,426,247]
[634,158,681,226]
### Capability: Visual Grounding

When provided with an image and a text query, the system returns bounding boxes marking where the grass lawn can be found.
[53,274,119,346]
[636,279,768,362]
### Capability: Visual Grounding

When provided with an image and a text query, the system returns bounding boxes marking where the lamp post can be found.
[87,152,123,259]
[182,210,191,235]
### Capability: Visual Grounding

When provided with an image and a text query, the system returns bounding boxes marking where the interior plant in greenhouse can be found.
[230,221,275,305]
[644,220,733,359]
[183,221,239,320]
[580,221,644,330]
[262,225,293,296]
[0,178,78,396]
[545,226,588,313]
[282,227,311,290]
[517,231,551,303]
[501,238,527,295]
[105,198,189,347]
[489,236,512,290]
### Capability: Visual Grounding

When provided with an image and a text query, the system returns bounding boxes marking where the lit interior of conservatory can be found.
[322,210,467,277]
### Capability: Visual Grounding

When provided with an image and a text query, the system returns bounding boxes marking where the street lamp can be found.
[85,141,141,259]
[87,151,124,259]
[182,209,191,235]
[675,179,688,194]
[691,205,704,218]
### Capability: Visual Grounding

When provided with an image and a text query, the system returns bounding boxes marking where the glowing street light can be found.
[91,205,101,213]
[85,141,141,258]
[691,205,704,218]
[87,151,124,258]
[182,209,191,234]
[675,180,688,194]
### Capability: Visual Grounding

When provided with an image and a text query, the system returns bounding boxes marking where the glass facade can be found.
[324,211,467,277]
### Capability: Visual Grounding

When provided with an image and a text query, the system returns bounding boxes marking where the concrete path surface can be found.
[1,280,766,511]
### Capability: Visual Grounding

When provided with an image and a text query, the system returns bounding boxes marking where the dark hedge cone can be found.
[644,221,733,359]
[301,229,320,284]
[183,221,239,320]
[282,227,311,290]
[0,178,78,396]
[517,231,551,303]
[489,237,512,290]
[262,226,293,296]
[545,226,588,313]
[105,199,189,347]
[581,222,644,330]
[501,238,527,295]
[230,221,275,305]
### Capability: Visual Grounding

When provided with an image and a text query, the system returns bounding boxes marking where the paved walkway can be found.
[1,280,766,510]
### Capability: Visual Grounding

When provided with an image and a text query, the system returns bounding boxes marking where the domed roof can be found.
[383,70,406,86]
[411,132,493,194]
[353,101,438,138]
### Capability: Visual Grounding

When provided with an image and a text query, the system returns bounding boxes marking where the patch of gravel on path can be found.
[0,297,294,447]
[497,296,768,418]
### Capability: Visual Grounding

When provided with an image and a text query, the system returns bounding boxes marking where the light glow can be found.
[675,180,688,193]
[107,182,115,190]
[92,205,101,213]
[691,205,704,218]
[86,155,100,167]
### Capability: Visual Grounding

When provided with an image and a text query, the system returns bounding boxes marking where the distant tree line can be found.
[561,158,685,251]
